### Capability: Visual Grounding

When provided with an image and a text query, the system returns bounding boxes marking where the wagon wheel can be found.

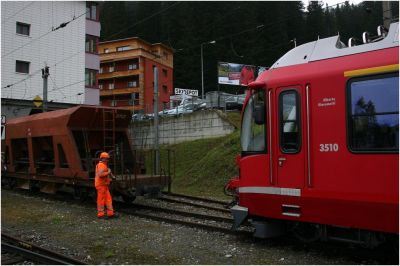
[73,187,89,202]
[88,188,97,203]
[122,190,136,203]
[29,180,40,192]
[3,177,16,190]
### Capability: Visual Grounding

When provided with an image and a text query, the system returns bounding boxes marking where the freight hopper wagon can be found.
[227,22,399,247]
[2,106,170,202]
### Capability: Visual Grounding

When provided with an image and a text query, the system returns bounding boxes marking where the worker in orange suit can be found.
[95,152,116,219]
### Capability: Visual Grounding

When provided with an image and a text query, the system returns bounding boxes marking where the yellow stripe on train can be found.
[344,64,399,77]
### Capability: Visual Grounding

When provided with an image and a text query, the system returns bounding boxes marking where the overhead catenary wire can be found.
[49,75,66,99]
[21,77,87,101]
[160,5,242,50]
[105,1,181,41]
[174,8,309,54]
[1,10,88,59]
[174,0,361,55]
[2,1,36,23]
[2,49,85,90]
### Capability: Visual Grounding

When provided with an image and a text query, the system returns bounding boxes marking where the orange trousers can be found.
[96,186,114,217]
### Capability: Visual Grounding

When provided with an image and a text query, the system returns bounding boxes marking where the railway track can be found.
[6,189,250,237]
[3,190,397,264]
[163,192,230,205]
[1,233,86,265]
[158,192,232,213]
[116,201,251,236]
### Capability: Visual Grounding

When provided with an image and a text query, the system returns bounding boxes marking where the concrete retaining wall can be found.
[129,110,235,149]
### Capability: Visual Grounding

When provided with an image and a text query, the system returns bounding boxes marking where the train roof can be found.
[6,105,131,135]
[7,106,81,125]
[271,22,399,69]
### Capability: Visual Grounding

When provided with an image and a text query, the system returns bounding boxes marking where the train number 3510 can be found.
[319,143,339,152]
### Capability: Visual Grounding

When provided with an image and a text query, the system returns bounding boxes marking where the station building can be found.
[98,37,173,113]
[1,1,101,118]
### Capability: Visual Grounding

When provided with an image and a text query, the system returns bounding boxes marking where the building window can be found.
[16,60,30,74]
[128,63,137,70]
[347,73,399,152]
[104,48,109,53]
[85,68,97,87]
[130,93,139,105]
[116,46,131,52]
[163,51,169,59]
[99,67,103,74]
[109,66,114,72]
[86,2,98,21]
[162,69,168,77]
[163,85,168,92]
[99,84,103,90]
[109,83,114,90]
[128,81,137,88]
[16,22,30,36]
[85,35,98,53]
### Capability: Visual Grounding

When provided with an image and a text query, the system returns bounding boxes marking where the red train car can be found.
[2,106,170,201]
[227,22,399,247]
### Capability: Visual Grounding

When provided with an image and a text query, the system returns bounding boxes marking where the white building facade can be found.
[1,1,100,108]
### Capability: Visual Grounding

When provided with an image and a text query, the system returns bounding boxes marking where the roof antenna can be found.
[289,38,297,47]
[348,37,357,47]
[377,25,387,37]
[362,32,371,44]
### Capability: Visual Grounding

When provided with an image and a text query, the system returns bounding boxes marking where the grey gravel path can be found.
[1,190,397,265]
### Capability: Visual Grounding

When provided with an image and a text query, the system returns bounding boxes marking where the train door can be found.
[274,86,306,188]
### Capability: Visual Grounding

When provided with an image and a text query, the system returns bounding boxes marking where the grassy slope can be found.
[163,112,241,200]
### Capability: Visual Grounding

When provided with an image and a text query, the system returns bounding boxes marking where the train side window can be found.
[279,90,301,153]
[241,90,266,154]
[347,73,399,152]
[57,144,69,168]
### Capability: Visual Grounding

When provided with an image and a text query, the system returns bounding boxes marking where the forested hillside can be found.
[99,1,398,94]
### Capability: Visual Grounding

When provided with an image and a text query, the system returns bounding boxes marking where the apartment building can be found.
[98,37,173,113]
[1,1,101,118]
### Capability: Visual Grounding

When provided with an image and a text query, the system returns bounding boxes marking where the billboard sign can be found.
[218,62,268,86]
[174,88,199,97]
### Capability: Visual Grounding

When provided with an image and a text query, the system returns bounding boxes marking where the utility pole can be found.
[382,1,392,30]
[200,40,216,99]
[201,43,204,99]
[41,65,49,112]
[153,66,160,175]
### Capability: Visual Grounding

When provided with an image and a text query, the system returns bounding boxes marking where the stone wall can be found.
[129,110,236,149]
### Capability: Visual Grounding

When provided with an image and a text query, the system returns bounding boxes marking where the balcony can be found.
[113,105,144,111]
[100,87,141,96]
[100,48,173,68]
[98,69,141,80]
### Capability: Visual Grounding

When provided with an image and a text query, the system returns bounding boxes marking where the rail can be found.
[1,233,86,265]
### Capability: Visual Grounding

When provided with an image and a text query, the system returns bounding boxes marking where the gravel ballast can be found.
[1,189,397,265]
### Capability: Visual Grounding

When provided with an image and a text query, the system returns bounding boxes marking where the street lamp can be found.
[201,40,216,99]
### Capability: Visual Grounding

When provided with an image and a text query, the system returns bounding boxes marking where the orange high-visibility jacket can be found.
[95,161,111,187]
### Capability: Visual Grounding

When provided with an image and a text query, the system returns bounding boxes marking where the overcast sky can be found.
[302,0,364,9]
